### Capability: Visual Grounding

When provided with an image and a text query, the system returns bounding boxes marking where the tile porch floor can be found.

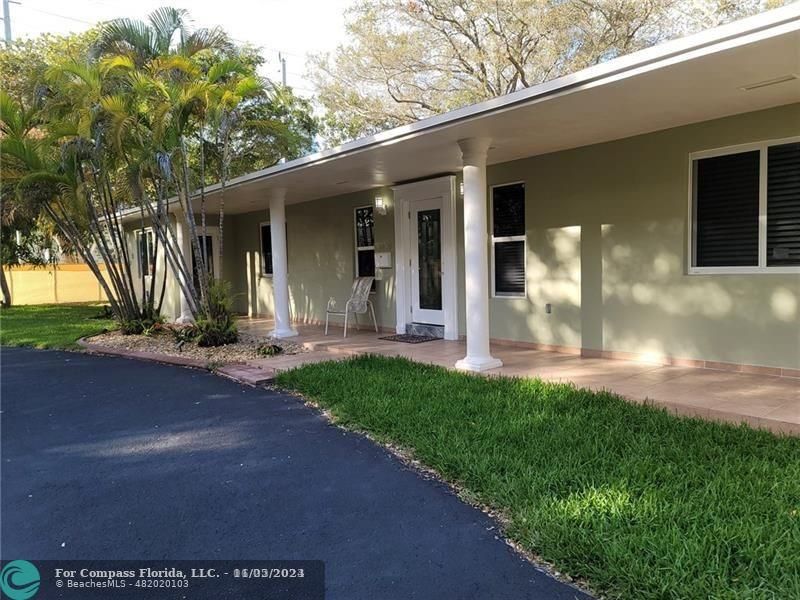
[238,319,800,436]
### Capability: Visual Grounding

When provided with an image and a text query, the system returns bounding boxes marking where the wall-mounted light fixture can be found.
[459,181,464,198]
[374,195,387,216]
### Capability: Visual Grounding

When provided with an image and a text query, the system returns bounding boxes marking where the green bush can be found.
[120,319,144,335]
[119,313,164,336]
[257,343,283,357]
[195,279,238,347]
[170,324,198,344]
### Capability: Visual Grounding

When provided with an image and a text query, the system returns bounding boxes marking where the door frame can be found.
[392,175,458,340]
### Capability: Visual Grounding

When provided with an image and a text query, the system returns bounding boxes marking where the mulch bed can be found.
[85,328,305,363]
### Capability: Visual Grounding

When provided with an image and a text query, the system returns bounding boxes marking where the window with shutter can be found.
[694,151,760,267]
[690,137,800,273]
[492,183,526,296]
[767,142,800,266]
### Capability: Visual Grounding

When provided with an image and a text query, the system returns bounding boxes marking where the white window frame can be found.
[688,135,800,275]
[490,181,527,298]
[259,221,273,277]
[354,205,376,286]
[135,227,154,278]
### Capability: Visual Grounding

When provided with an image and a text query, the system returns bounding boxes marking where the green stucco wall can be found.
[227,187,397,329]
[484,102,799,369]
[209,103,800,369]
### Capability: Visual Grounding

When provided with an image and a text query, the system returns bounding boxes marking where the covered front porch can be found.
[233,319,800,436]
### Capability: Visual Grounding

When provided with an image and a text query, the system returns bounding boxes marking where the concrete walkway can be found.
[1,347,591,600]
[231,319,800,436]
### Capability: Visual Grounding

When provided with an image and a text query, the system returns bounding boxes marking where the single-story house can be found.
[122,5,800,373]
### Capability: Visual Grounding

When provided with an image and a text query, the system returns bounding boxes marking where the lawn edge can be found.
[270,381,601,600]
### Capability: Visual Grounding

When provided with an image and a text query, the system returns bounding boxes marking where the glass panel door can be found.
[417,209,442,310]
[410,198,444,325]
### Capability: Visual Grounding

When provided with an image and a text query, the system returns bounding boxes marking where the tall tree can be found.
[310,0,792,145]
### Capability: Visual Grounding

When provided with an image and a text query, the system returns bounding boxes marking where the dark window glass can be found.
[494,240,525,295]
[767,142,800,266]
[695,151,760,267]
[355,206,374,248]
[191,235,214,288]
[357,249,375,279]
[417,208,442,310]
[493,183,525,237]
[260,225,273,275]
[138,231,153,276]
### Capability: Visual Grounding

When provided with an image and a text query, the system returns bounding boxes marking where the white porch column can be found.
[269,191,298,338]
[175,216,194,324]
[455,138,502,372]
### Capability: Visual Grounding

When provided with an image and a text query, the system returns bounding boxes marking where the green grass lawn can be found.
[277,355,800,600]
[0,303,116,349]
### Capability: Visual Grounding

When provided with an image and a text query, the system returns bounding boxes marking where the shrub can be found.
[120,319,144,335]
[257,343,284,357]
[195,279,238,347]
[119,313,164,336]
[170,324,198,344]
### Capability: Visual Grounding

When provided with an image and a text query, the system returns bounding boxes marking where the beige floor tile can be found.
[239,318,799,435]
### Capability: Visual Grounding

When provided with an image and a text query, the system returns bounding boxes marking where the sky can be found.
[3,0,356,96]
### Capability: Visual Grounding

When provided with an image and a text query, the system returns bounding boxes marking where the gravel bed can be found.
[86,328,305,364]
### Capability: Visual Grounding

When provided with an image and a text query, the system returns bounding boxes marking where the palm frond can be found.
[206,58,249,84]
[95,18,156,63]
[0,138,45,172]
[147,7,189,54]
[182,27,230,57]
[99,54,136,75]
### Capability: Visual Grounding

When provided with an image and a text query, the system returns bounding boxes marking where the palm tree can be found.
[93,8,234,315]
[94,7,229,67]
[0,90,129,318]
[204,58,264,278]
[0,91,42,306]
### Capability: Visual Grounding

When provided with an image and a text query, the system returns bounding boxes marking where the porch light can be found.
[374,195,387,215]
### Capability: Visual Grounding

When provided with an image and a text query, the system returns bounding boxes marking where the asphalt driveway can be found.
[1,347,590,599]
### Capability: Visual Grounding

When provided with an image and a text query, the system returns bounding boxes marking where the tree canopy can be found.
[310,0,791,145]
[0,7,317,328]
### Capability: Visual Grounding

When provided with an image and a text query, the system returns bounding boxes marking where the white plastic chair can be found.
[325,276,378,337]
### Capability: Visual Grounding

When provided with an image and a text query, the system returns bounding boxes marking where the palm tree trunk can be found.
[218,129,230,280]
[0,256,11,307]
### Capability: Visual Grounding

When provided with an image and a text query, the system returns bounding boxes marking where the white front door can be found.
[409,196,444,325]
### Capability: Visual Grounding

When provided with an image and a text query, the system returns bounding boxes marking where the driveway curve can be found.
[1,347,590,599]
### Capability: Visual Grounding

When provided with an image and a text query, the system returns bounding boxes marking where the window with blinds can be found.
[492,183,526,296]
[691,138,800,272]
[767,142,800,266]
[694,151,760,267]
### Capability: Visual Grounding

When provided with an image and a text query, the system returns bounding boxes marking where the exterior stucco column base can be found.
[455,355,503,373]
[270,325,299,339]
